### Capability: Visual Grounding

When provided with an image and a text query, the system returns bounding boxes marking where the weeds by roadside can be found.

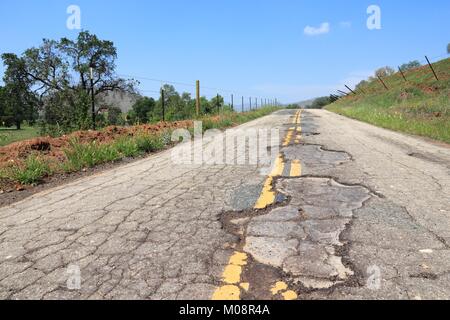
[0,106,279,188]
[327,58,450,143]
[1,154,51,185]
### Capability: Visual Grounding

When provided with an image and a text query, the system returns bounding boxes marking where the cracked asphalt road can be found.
[0,109,449,300]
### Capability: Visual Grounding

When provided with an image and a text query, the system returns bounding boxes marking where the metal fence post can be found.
[425,56,439,81]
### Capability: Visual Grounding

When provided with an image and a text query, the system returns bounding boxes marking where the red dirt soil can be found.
[0,120,193,169]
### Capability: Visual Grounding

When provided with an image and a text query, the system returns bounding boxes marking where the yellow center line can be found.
[254,154,285,209]
[213,111,303,301]
[291,112,298,124]
[290,160,302,177]
[212,252,249,300]
[286,111,302,146]
[270,281,298,300]
[296,110,302,124]
[282,129,294,147]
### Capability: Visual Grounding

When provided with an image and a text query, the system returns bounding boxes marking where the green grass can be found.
[1,106,281,185]
[62,132,171,173]
[327,58,450,144]
[0,126,40,147]
[62,139,121,172]
[59,106,280,173]
[135,133,166,152]
[0,154,51,185]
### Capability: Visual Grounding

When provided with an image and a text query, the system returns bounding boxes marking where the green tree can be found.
[356,80,369,90]
[200,97,212,114]
[447,43,450,54]
[154,84,191,121]
[210,95,224,113]
[307,96,332,109]
[1,55,38,129]
[375,66,395,78]
[106,106,123,126]
[400,60,421,71]
[131,97,155,123]
[2,31,137,133]
[0,86,10,126]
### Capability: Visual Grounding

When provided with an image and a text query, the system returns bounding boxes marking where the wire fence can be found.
[116,73,280,114]
[333,53,449,100]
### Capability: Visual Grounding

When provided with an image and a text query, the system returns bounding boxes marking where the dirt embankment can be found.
[0,121,193,197]
[0,121,193,167]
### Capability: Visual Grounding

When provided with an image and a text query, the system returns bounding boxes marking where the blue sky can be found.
[0,0,449,103]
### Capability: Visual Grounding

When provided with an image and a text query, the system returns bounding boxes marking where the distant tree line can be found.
[0,31,234,136]
[305,96,336,109]
[0,31,137,134]
[353,60,423,92]
[128,85,230,125]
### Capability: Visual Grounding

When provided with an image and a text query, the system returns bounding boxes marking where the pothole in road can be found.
[220,142,370,298]
[222,177,373,298]
[302,132,320,137]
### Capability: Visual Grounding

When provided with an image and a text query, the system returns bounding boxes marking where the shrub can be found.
[63,139,120,171]
[135,133,165,153]
[6,154,51,185]
[400,60,421,71]
[113,136,140,157]
[375,66,395,78]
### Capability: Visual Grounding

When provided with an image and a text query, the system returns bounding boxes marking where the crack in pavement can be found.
[215,110,376,299]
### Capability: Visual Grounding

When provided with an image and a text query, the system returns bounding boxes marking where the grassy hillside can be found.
[327,58,450,144]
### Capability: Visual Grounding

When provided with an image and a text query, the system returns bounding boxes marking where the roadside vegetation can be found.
[0,31,281,189]
[0,31,270,142]
[327,57,450,144]
[304,96,337,109]
[0,107,279,188]
[0,126,40,147]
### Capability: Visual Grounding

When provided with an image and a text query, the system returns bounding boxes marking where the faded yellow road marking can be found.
[282,290,298,300]
[270,281,298,300]
[286,111,302,146]
[291,111,299,124]
[254,154,285,209]
[271,281,288,295]
[240,283,250,291]
[212,252,248,300]
[290,160,302,177]
[254,177,275,210]
[222,265,242,284]
[296,110,302,124]
[229,251,247,266]
[282,129,294,147]
[214,111,303,301]
[212,285,240,300]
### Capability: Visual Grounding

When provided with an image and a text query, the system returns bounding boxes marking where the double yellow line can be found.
[212,252,250,300]
[211,110,303,301]
[256,110,303,209]
[254,154,285,209]
[283,110,302,146]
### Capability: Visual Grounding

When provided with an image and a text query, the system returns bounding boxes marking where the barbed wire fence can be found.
[117,73,280,118]
[332,53,448,100]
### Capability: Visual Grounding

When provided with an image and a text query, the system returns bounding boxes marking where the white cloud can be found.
[303,22,330,36]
